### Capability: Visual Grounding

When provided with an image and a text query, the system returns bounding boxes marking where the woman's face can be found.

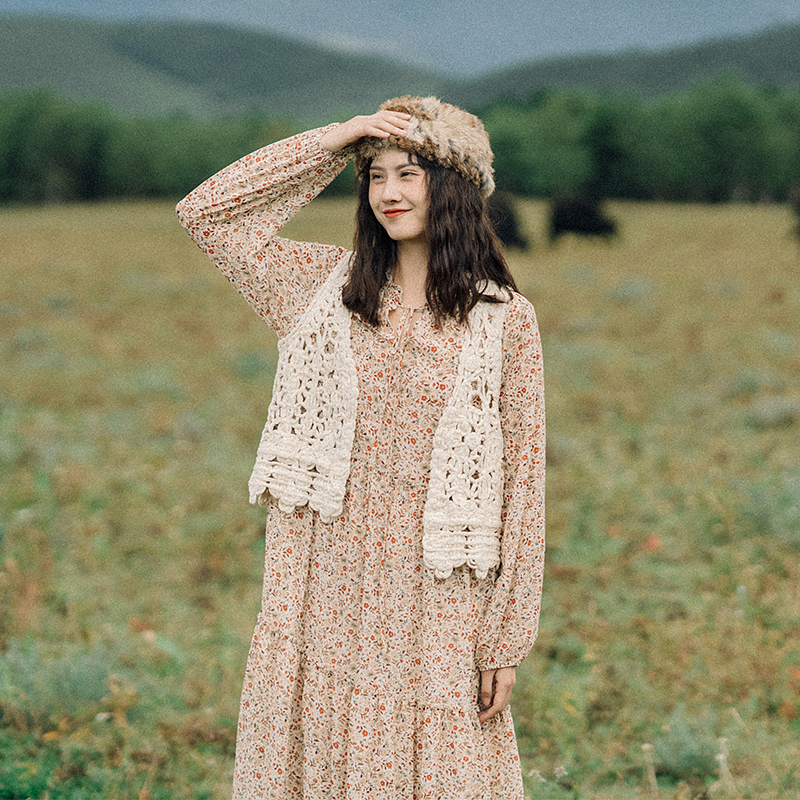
[368,149,429,245]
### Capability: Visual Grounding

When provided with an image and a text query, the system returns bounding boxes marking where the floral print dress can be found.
[176,124,546,800]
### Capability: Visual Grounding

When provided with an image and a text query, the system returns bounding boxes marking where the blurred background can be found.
[1,2,799,799]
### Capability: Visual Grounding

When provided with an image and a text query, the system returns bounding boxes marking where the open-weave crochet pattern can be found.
[423,301,506,579]
[249,256,507,577]
[248,254,358,522]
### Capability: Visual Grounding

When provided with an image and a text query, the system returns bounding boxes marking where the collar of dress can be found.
[248,254,508,580]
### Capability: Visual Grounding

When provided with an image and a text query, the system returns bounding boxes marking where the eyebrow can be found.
[369,157,422,173]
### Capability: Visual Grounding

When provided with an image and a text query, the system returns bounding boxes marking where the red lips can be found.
[383,209,409,218]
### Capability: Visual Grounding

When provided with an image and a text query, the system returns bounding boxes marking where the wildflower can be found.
[527,768,547,783]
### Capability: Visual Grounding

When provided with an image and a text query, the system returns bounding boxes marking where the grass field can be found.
[0,196,799,799]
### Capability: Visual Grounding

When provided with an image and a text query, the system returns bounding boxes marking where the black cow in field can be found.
[549,197,617,243]
[487,191,530,250]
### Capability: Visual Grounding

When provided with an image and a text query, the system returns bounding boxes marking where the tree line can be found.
[483,73,800,202]
[2,74,799,205]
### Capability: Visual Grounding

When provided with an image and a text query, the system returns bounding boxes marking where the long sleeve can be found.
[175,124,353,338]
[475,294,546,670]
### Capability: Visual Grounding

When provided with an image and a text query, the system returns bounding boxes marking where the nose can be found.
[380,176,403,203]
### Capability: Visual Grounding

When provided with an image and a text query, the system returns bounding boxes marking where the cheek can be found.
[415,181,430,211]
[368,186,381,213]
[367,194,386,227]
[416,192,430,221]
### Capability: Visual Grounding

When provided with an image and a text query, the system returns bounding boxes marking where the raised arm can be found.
[176,112,411,337]
[176,125,349,336]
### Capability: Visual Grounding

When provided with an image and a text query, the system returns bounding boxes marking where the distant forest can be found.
[2,74,799,205]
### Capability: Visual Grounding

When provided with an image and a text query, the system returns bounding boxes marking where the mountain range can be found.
[3,14,800,121]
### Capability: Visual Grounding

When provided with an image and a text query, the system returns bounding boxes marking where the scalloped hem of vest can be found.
[248,483,343,524]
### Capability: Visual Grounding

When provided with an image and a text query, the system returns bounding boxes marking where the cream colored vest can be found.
[248,255,507,579]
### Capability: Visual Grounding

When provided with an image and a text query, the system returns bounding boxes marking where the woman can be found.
[177,96,545,800]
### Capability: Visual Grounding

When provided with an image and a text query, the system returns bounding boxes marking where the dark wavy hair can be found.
[342,152,517,327]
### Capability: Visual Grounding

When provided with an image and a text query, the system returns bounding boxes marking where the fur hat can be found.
[354,96,495,198]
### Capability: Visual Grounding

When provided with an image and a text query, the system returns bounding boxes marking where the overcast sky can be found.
[3,0,800,75]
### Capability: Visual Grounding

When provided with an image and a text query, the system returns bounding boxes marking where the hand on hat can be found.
[320,110,412,152]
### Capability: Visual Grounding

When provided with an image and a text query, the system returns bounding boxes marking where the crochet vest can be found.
[248,255,507,579]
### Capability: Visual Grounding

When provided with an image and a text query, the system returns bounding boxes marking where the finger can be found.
[478,667,516,723]
[478,683,511,723]
[478,698,502,723]
[376,110,412,123]
[366,117,412,139]
[364,125,405,139]
[480,670,495,711]
[374,110,412,128]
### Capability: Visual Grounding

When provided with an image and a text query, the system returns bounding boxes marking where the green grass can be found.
[1,197,799,799]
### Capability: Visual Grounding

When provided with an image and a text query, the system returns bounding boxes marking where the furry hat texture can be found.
[354,96,495,197]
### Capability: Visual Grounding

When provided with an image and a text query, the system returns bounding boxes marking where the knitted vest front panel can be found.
[248,257,506,579]
[422,300,506,579]
[248,255,358,522]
